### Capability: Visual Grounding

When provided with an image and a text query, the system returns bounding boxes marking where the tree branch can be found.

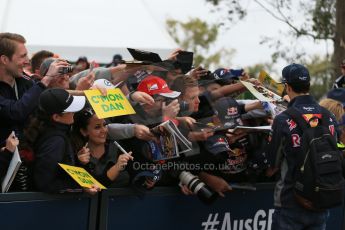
[253,0,333,41]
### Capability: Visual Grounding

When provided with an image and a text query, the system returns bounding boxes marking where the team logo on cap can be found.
[227,107,238,116]
[214,68,229,79]
[147,83,159,91]
[161,83,168,89]
[103,79,112,86]
[214,137,226,145]
[212,137,229,148]
[299,76,308,81]
[66,94,72,103]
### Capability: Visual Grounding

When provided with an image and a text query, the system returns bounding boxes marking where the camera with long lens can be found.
[58,66,74,74]
[179,171,218,204]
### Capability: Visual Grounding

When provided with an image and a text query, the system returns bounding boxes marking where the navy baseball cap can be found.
[213,97,243,128]
[213,68,240,81]
[280,63,310,84]
[199,68,239,86]
[205,134,231,155]
[327,88,345,106]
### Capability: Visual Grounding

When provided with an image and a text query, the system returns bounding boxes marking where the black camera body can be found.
[58,66,74,74]
[178,101,190,116]
[165,99,190,116]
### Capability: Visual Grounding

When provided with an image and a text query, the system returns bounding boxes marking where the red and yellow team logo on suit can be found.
[229,148,243,157]
[302,114,322,127]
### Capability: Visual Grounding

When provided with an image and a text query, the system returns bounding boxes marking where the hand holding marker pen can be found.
[113,141,133,158]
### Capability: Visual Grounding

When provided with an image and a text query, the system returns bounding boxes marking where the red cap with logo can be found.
[137,75,181,98]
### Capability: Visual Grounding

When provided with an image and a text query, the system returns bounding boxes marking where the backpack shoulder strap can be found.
[284,107,308,131]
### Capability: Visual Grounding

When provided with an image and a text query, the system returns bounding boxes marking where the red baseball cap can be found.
[137,75,181,98]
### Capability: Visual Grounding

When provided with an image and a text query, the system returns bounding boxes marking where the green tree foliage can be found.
[305,55,333,100]
[205,0,344,98]
[311,0,335,40]
[166,18,235,69]
[205,0,344,75]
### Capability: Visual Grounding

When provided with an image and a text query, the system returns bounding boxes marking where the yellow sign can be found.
[258,70,284,96]
[84,89,136,119]
[59,163,106,189]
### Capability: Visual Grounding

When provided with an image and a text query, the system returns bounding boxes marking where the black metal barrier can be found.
[98,183,344,230]
[0,183,344,230]
[0,192,98,230]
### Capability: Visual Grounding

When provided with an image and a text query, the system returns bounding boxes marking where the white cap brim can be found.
[64,96,86,113]
[159,91,181,98]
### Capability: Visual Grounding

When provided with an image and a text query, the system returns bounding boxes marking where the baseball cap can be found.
[40,57,57,76]
[137,75,181,98]
[205,134,231,155]
[327,88,345,106]
[92,79,116,89]
[39,88,86,115]
[213,97,243,128]
[280,63,310,84]
[213,68,240,84]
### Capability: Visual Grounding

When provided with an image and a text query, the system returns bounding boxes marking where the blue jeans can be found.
[271,206,329,230]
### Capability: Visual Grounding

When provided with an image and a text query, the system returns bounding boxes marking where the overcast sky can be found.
[144,0,331,74]
[0,0,330,76]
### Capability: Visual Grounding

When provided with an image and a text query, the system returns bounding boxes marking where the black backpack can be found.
[285,107,345,210]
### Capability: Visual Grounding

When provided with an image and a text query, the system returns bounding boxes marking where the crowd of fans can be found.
[0,32,344,200]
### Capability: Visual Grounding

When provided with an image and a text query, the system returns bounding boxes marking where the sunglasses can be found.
[82,108,94,117]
